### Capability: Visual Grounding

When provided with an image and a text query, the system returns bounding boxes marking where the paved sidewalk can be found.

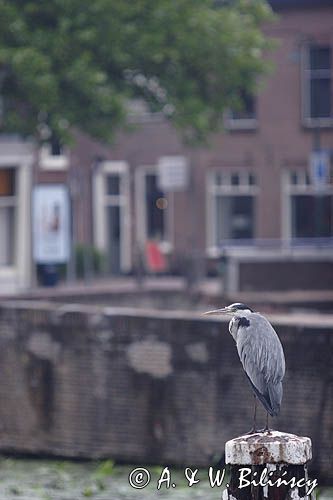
[1,276,333,312]
[0,276,222,299]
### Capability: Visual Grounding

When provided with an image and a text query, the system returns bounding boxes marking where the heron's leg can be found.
[264,412,269,432]
[246,395,257,434]
[253,396,257,431]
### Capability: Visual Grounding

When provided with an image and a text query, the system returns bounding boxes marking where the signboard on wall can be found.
[157,156,189,191]
[309,150,330,191]
[33,185,70,263]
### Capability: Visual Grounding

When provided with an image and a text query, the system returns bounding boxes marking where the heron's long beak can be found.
[202,307,232,316]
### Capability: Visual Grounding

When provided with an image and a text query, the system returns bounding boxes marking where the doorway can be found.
[93,162,131,274]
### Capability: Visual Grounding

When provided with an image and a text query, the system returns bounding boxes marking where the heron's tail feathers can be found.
[255,387,279,417]
[267,382,283,417]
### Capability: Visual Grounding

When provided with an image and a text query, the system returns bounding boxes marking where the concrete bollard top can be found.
[225,431,312,466]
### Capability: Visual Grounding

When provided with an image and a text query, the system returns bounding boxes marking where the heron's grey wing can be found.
[237,314,285,416]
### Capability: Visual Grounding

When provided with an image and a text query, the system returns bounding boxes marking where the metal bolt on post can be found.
[222,431,315,500]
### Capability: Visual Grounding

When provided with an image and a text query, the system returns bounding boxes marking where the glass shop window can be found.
[0,168,16,266]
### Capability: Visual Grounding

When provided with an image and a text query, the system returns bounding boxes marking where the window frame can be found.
[206,170,259,257]
[0,195,16,267]
[224,92,258,131]
[282,168,333,241]
[0,167,17,267]
[0,148,32,292]
[301,43,333,127]
[39,143,69,171]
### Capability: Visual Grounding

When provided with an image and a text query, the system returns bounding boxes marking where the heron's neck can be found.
[229,310,252,341]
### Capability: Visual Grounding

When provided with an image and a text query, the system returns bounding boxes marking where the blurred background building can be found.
[1,0,333,294]
[0,2,333,491]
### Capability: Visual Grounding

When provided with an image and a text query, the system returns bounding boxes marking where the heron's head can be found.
[202,302,253,317]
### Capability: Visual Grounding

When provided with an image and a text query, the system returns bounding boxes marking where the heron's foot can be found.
[245,427,258,435]
[257,426,273,434]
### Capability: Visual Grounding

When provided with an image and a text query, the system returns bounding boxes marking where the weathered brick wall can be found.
[0,302,331,483]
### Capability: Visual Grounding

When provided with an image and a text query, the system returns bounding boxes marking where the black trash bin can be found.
[40,264,59,287]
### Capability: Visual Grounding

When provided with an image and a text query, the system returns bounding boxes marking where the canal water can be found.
[0,458,223,499]
[0,458,331,499]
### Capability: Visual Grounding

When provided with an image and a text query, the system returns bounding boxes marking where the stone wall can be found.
[0,301,331,483]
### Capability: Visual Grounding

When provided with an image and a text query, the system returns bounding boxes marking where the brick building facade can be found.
[68,0,333,279]
[1,0,333,291]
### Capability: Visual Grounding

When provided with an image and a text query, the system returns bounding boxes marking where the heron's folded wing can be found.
[237,315,285,387]
[239,345,267,395]
[236,315,285,415]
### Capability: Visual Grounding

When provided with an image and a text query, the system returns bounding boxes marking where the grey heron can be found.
[203,303,285,432]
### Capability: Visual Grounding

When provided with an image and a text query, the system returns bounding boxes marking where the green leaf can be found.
[0,0,274,144]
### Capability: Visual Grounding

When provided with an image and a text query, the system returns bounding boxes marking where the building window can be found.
[106,174,120,196]
[292,195,332,238]
[303,45,332,124]
[285,169,333,239]
[225,90,257,130]
[0,168,16,266]
[136,168,171,254]
[39,140,69,171]
[207,171,258,252]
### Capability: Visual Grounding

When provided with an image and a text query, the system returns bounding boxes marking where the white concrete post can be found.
[222,431,316,500]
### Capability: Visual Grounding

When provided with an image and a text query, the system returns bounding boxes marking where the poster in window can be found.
[33,185,70,263]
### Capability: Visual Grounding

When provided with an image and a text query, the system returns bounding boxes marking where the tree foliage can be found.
[0,0,273,143]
